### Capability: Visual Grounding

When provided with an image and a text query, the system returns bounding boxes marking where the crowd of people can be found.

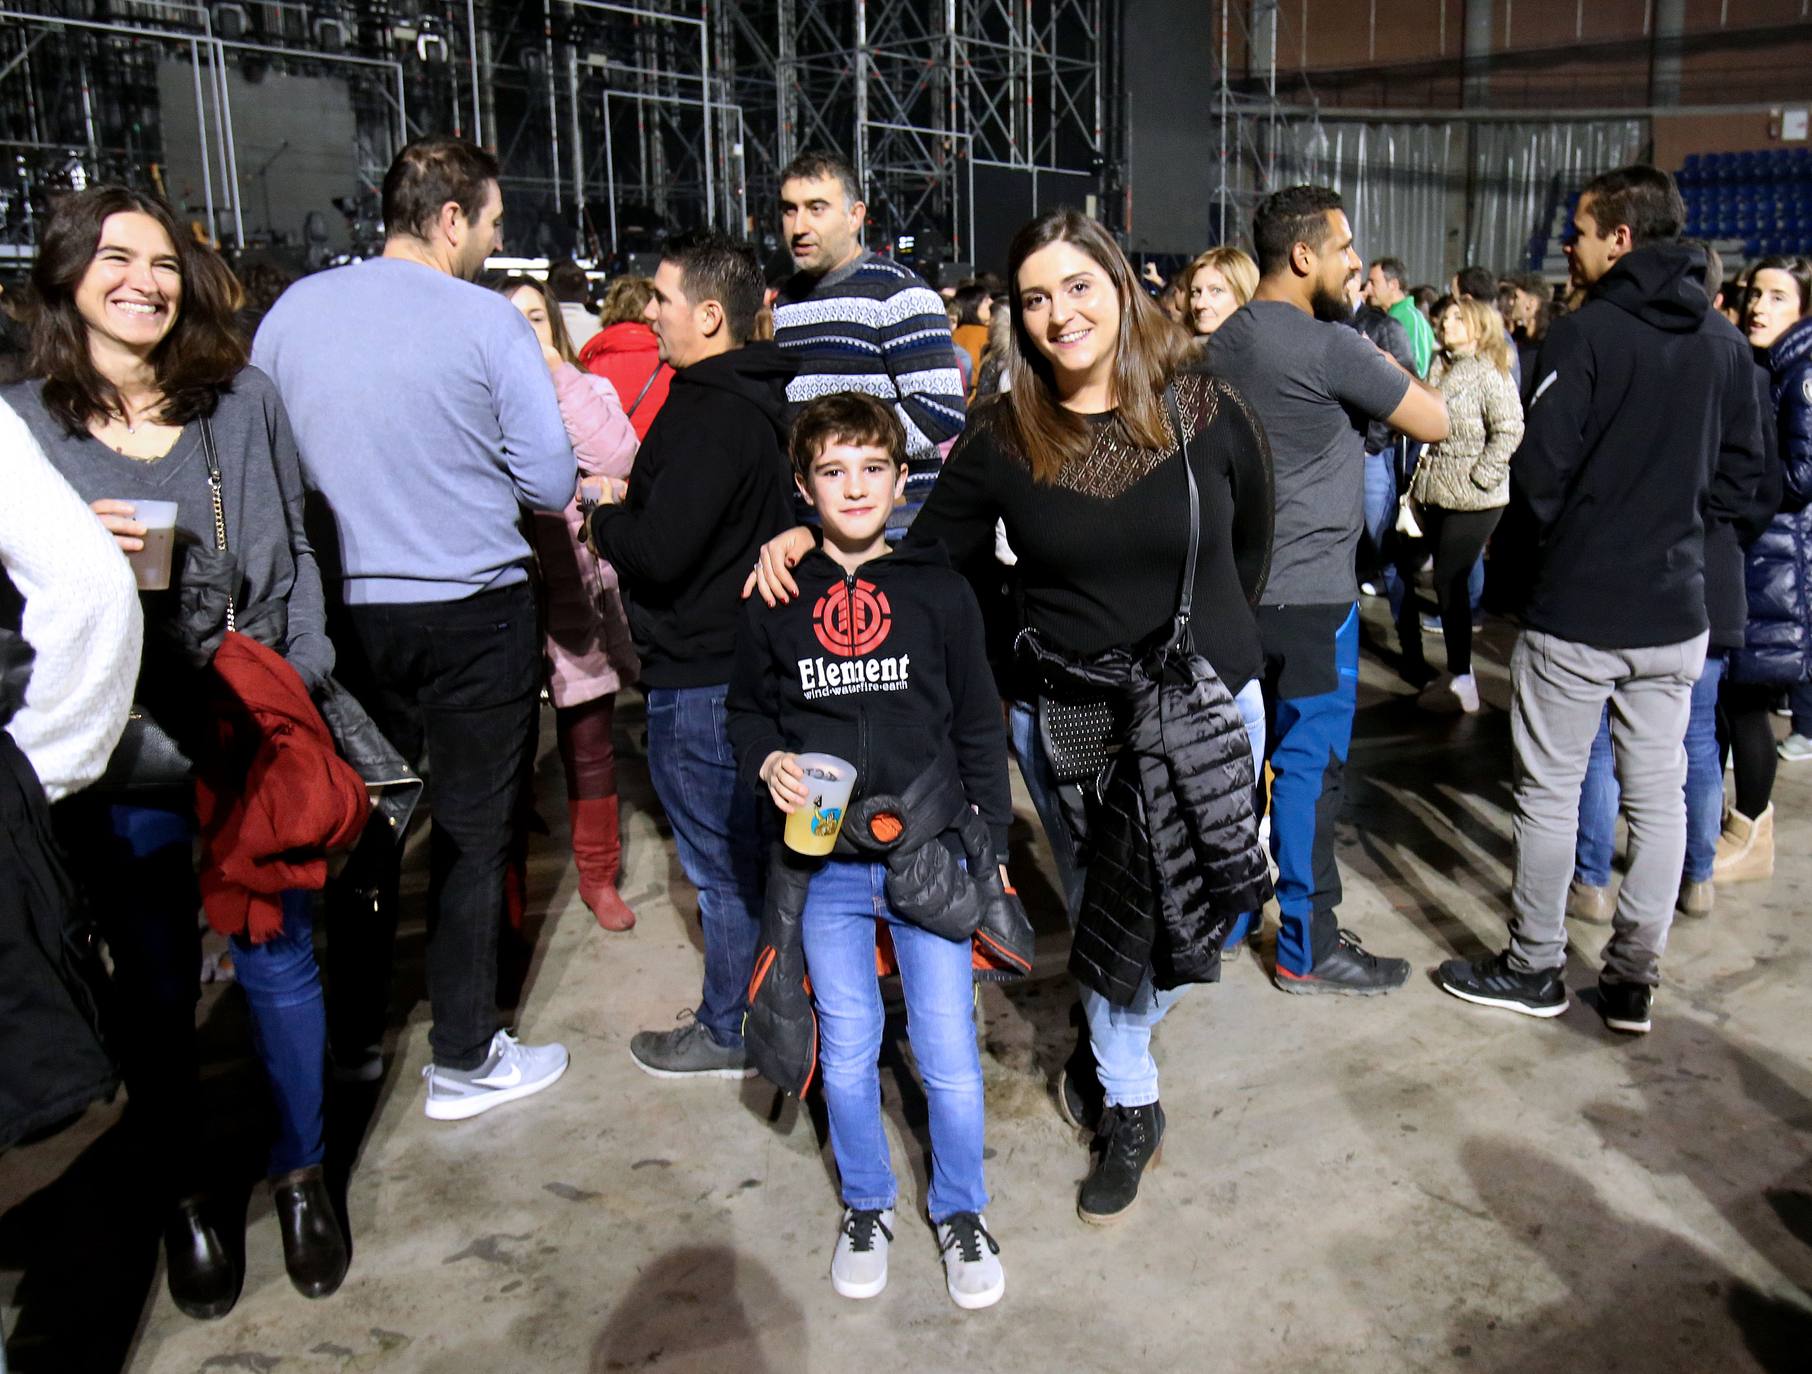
[0,132,1806,1338]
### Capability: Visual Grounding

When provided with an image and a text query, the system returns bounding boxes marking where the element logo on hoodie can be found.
[800,576,911,699]
[813,579,892,656]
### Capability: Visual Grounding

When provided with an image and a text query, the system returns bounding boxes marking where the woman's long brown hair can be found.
[487,273,578,364]
[27,186,245,435]
[1000,209,1193,483]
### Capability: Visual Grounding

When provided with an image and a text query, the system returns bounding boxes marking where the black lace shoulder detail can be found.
[1052,372,1221,500]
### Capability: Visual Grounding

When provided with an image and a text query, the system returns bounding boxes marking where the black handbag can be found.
[1032,385,1202,785]
[94,418,234,793]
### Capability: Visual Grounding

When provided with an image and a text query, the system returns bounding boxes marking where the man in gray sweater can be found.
[254,137,576,1122]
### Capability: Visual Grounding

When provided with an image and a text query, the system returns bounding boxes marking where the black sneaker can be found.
[1596,979,1653,1035]
[1274,929,1410,996]
[1437,951,1568,1018]
[1077,1102,1165,1225]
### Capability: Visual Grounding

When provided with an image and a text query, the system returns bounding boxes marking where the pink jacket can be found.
[532,365,642,706]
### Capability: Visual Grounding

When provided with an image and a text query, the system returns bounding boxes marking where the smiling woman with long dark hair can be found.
[751,207,1276,1225]
[4,185,350,1319]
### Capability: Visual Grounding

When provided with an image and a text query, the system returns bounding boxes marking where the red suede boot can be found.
[570,795,635,931]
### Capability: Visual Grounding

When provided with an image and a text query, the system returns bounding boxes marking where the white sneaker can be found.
[1451,672,1481,714]
[829,1207,893,1299]
[1778,732,1812,762]
[1359,580,1380,597]
[422,1030,569,1121]
[936,1213,1004,1310]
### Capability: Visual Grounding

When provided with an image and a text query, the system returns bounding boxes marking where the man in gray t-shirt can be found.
[1209,185,1448,996]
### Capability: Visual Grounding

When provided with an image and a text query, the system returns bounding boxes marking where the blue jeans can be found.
[1265,606,1361,976]
[1361,449,1398,596]
[645,684,766,1049]
[801,859,987,1220]
[1790,681,1812,739]
[81,803,327,1189]
[234,892,326,1175]
[1575,651,1726,887]
[1008,678,1266,1107]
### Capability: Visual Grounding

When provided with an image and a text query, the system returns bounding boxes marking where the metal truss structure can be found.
[1,0,1116,266]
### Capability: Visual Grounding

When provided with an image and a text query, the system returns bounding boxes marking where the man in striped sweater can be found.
[773,151,967,530]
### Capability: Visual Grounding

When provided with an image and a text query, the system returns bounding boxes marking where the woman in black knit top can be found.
[754,209,1275,1225]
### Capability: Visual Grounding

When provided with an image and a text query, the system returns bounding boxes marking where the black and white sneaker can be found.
[829,1206,893,1299]
[935,1212,1004,1310]
[1436,951,1568,1018]
[1596,980,1653,1035]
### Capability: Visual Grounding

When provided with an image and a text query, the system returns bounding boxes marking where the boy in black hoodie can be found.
[1436,166,1766,1034]
[588,229,796,1080]
[727,392,1010,1310]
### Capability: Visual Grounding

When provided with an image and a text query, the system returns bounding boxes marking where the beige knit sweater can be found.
[1409,353,1525,512]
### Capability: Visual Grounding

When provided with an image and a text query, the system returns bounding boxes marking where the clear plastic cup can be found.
[120,499,180,591]
[783,752,857,856]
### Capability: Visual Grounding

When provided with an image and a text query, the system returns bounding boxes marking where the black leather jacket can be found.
[743,756,1034,1098]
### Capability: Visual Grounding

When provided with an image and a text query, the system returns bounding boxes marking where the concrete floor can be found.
[4,608,1812,1373]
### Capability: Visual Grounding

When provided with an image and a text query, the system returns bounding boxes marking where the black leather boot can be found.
[272,1165,350,1299]
[1077,1102,1165,1225]
[164,1197,239,1319]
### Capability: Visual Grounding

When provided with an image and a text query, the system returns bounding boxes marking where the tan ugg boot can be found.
[1712,803,1774,883]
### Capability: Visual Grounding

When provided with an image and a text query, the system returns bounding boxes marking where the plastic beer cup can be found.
[784,753,857,856]
[120,500,179,591]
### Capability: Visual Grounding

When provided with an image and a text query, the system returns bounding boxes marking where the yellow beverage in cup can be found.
[784,752,856,856]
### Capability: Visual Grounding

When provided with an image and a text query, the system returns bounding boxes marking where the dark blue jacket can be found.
[1735,315,1812,685]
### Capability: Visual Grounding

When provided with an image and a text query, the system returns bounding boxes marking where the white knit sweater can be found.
[0,396,142,800]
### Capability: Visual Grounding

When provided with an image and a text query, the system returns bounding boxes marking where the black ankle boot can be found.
[1056,1009,1104,1135]
[1077,1101,1165,1225]
[273,1165,350,1299]
[164,1197,239,1319]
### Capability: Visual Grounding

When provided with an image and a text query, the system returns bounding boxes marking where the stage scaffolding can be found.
[1,0,1116,264]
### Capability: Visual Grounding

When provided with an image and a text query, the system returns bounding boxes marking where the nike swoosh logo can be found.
[472,1063,523,1088]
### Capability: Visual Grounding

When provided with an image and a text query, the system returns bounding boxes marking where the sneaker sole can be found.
[1273,973,1408,997]
[424,1057,569,1121]
[947,1273,1005,1310]
[1601,1015,1651,1034]
[831,1270,888,1300]
[1076,1146,1161,1226]
[1437,981,1568,1018]
[629,1050,757,1080]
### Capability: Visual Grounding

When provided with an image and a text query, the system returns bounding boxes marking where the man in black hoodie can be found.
[1437,166,1766,1035]
[588,228,797,1079]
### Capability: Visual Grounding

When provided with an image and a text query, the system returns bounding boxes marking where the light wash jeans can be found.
[1575,652,1726,888]
[800,859,987,1221]
[1009,678,1266,1107]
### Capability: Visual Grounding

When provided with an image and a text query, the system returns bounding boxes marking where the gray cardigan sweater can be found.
[3,368,333,688]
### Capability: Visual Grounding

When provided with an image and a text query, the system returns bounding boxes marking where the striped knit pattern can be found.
[775,253,967,529]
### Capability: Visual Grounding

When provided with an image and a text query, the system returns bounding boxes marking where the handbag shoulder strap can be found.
[623,358,664,419]
[1162,383,1202,636]
[198,414,236,632]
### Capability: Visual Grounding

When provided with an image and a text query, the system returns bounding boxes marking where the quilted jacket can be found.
[1409,354,1524,512]
[743,756,1035,1098]
[1020,628,1273,1007]
[1735,315,1812,686]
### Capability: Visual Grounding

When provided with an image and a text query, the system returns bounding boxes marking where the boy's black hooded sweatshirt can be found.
[726,542,1013,858]
[588,342,798,687]
[1512,241,1766,648]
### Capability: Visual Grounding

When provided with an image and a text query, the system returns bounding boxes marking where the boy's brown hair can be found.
[788,391,907,484]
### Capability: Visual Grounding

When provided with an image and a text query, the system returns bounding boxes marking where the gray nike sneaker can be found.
[630,1011,755,1079]
[422,1029,569,1121]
